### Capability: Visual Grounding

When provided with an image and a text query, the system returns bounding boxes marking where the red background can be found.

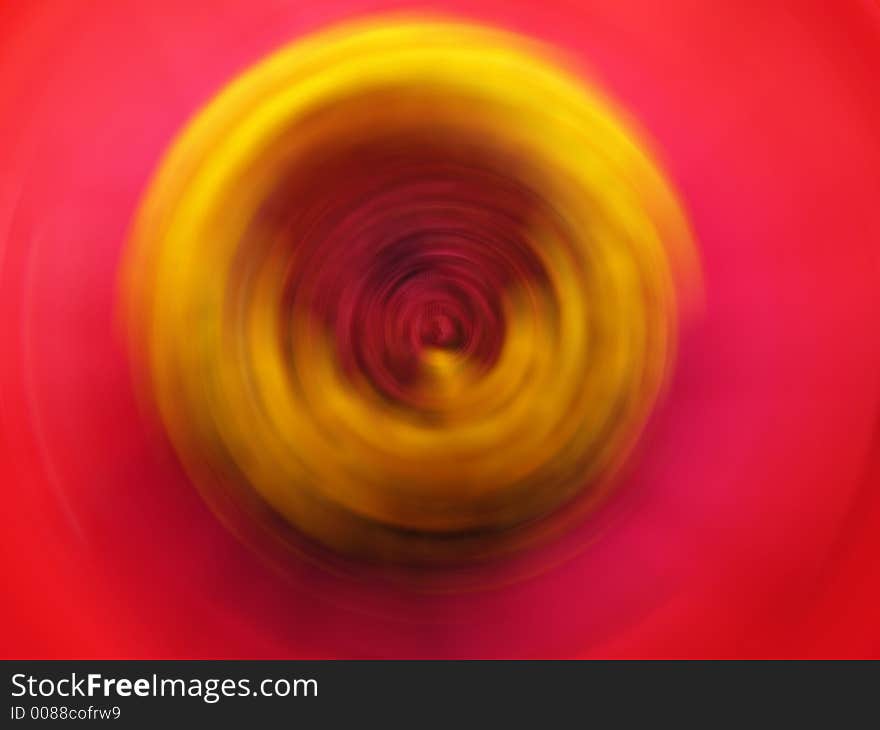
[1,0,879,658]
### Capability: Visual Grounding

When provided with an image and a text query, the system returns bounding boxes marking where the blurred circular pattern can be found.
[2,0,879,659]
[125,20,696,564]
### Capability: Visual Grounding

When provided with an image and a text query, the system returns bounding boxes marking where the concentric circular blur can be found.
[125,20,697,564]
[3,0,879,659]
